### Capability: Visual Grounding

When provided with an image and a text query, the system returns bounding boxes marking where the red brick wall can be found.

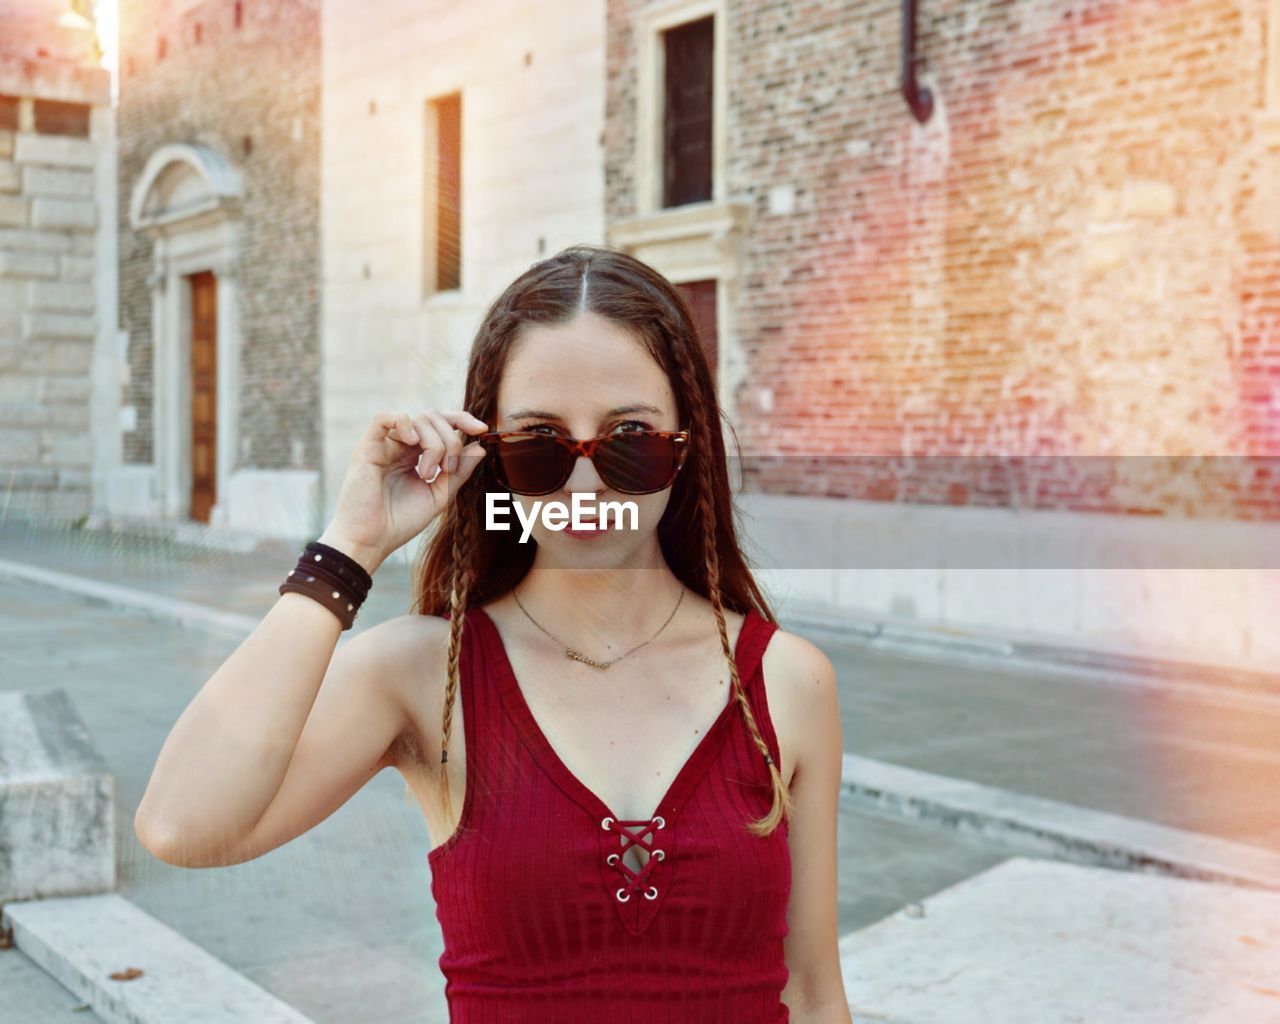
[607,0,1280,516]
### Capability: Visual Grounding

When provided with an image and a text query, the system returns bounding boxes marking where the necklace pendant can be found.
[565,648,611,669]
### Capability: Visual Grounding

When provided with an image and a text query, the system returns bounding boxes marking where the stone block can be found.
[42,430,92,465]
[31,197,95,232]
[13,132,97,169]
[45,340,93,374]
[0,689,114,904]
[27,279,94,313]
[0,426,40,460]
[0,160,19,193]
[0,129,13,159]
[23,312,95,340]
[43,376,91,403]
[0,250,58,277]
[60,254,93,280]
[22,166,94,198]
[0,401,49,428]
[0,193,27,227]
[0,227,74,252]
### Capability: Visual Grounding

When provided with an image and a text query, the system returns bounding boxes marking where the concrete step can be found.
[2,893,315,1024]
[840,857,1280,1023]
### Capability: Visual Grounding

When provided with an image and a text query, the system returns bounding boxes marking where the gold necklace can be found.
[511,584,686,670]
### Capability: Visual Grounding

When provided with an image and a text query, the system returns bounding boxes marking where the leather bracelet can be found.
[277,541,374,630]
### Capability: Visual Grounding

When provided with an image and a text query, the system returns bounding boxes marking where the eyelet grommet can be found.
[601,816,614,831]
[644,886,659,900]
[652,816,665,829]
[654,849,665,860]
[606,853,620,865]
[616,888,631,902]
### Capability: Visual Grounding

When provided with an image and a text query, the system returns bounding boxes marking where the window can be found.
[33,100,91,138]
[662,16,714,208]
[0,95,18,132]
[424,92,462,295]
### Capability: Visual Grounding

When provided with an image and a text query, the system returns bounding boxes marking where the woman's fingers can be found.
[409,409,488,481]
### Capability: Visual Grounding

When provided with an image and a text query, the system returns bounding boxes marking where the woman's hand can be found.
[318,409,489,573]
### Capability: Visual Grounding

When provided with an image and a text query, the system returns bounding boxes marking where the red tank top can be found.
[428,605,791,1022]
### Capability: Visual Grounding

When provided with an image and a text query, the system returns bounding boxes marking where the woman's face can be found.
[493,309,682,560]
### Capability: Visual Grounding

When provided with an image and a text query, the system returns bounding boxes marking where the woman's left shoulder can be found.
[757,623,839,786]
[760,622,837,687]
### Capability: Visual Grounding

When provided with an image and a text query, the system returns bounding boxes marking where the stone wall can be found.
[0,52,111,521]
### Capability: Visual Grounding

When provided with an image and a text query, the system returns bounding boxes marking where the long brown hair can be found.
[409,244,792,836]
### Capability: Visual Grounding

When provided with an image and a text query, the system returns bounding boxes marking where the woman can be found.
[136,245,850,1022]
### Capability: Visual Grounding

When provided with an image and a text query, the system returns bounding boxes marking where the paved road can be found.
[2,518,1277,1021]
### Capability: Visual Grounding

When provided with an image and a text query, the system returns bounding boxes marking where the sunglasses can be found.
[475,429,690,496]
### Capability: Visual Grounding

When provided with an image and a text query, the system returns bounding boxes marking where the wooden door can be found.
[190,271,218,523]
[677,278,718,378]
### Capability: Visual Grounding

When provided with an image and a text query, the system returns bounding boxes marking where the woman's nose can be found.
[563,453,606,495]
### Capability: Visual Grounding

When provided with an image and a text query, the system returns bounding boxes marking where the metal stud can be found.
[331,591,340,599]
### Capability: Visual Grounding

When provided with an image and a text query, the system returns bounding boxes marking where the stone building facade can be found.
[318,0,607,523]
[604,0,1280,671]
[0,1,112,521]
[112,0,321,535]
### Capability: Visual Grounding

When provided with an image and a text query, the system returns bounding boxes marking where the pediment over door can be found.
[129,143,242,232]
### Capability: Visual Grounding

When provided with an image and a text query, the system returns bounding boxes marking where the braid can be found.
[664,315,794,838]
[435,514,471,824]
[435,336,508,824]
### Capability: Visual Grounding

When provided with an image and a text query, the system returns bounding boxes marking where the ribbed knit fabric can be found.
[428,605,791,1022]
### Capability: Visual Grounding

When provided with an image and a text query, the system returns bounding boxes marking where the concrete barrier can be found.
[0,688,114,903]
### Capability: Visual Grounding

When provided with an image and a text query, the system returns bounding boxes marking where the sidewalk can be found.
[2,517,1278,1020]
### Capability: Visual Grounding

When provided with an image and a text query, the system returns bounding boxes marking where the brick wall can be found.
[117,0,321,471]
[606,0,1280,517]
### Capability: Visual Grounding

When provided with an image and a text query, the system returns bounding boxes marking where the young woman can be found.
[136,245,850,1022]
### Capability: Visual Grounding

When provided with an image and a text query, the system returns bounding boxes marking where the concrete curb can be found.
[841,753,1280,892]
[2,894,314,1024]
[790,603,1280,717]
[0,557,260,641]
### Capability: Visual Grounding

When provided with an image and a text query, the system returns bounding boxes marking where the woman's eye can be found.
[614,420,652,433]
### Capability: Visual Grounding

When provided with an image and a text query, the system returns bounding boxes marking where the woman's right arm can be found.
[133,409,488,867]
[133,552,400,868]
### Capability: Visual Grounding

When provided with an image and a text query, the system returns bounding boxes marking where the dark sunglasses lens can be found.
[596,433,681,493]
[494,434,570,494]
